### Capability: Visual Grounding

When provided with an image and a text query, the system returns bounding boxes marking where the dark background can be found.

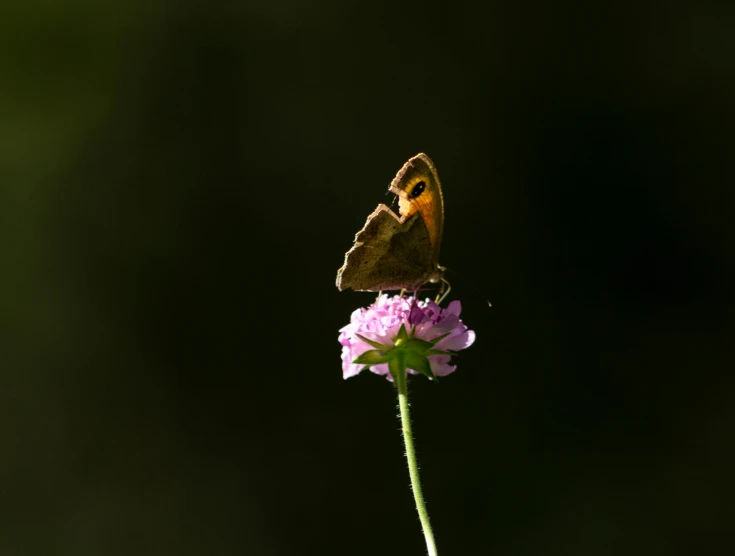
[3,2,734,555]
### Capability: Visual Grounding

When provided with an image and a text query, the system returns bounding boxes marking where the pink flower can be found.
[338,294,476,380]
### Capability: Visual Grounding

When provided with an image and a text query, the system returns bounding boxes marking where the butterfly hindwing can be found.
[336,205,434,292]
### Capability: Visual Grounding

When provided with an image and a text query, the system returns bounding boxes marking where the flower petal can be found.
[435,329,476,351]
[428,354,456,377]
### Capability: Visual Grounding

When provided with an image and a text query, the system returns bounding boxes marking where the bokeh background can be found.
[3,2,734,555]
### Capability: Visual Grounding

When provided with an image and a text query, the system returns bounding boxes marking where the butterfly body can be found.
[336,153,445,293]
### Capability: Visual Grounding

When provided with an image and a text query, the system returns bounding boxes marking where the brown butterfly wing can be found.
[336,204,435,292]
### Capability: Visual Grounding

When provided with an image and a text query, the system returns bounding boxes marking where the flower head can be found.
[338,294,475,380]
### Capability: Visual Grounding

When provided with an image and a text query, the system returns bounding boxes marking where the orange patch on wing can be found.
[398,177,441,249]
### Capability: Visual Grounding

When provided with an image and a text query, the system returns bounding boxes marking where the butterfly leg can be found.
[436,277,451,304]
[404,288,419,315]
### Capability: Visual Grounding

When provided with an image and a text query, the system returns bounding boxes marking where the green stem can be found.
[395,365,438,556]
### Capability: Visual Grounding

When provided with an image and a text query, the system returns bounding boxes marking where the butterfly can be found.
[336,153,447,296]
